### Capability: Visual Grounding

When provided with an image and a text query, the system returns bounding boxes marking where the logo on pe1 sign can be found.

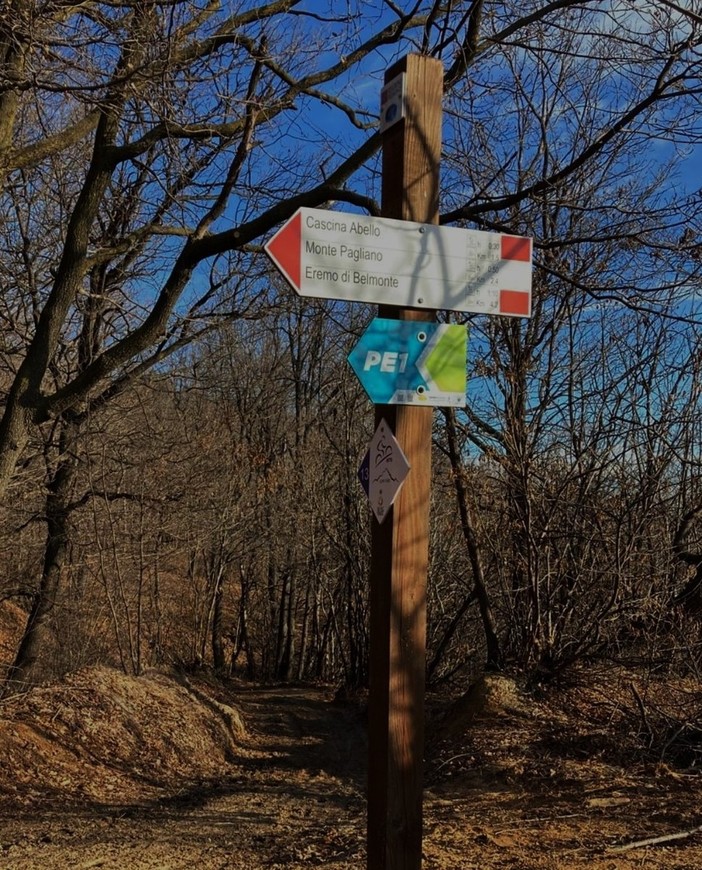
[348,319,467,407]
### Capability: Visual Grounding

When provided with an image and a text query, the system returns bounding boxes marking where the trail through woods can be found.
[0,667,702,868]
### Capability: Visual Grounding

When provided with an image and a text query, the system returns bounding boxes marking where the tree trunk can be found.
[443,408,503,671]
[233,566,256,678]
[2,426,77,695]
[211,567,226,673]
[275,569,294,681]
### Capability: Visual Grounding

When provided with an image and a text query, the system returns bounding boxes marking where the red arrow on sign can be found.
[265,211,301,289]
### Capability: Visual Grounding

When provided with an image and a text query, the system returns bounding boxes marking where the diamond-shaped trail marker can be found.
[359,418,411,524]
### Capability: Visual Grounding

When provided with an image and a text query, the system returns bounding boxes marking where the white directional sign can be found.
[360,418,411,524]
[265,207,532,317]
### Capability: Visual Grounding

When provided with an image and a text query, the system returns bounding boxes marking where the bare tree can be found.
[3,1,702,692]
[434,2,702,678]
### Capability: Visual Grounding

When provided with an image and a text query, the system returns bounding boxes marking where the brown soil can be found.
[0,601,24,664]
[0,665,701,868]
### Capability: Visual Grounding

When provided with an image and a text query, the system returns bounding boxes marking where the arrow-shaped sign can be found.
[348,318,466,407]
[359,418,410,524]
[265,207,532,316]
[266,210,302,290]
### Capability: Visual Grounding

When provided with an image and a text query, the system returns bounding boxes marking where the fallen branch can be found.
[608,824,702,853]
[629,681,654,748]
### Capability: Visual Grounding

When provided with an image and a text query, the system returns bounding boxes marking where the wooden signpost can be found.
[366,54,443,870]
[265,51,532,870]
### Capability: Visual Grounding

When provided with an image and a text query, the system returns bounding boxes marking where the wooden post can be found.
[367,54,443,870]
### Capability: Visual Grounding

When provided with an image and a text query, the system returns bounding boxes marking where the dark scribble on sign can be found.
[373,430,398,483]
[366,418,410,525]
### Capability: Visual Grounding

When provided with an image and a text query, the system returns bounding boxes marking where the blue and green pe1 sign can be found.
[348,318,467,407]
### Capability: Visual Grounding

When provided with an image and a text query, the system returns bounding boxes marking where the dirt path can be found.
[0,685,368,869]
[3,673,702,869]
